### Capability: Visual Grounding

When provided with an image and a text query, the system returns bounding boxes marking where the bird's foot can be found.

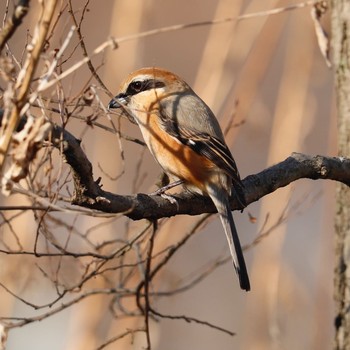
[150,179,184,196]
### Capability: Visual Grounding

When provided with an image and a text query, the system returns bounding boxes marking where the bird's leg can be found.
[150,178,183,208]
[150,179,184,196]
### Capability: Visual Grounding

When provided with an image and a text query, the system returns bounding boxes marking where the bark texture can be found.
[331,1,350,349]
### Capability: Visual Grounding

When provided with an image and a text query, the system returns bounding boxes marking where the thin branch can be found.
[0,0,30,53]
[35,1,319,93]
[149,307,235,337]
[1,287,133,329]
[0,0,58,172]
[96,328,145,350]
[67,0,111,96]
[115,0,318,45]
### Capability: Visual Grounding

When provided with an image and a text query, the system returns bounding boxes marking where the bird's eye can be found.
[127,80,144,95]
[126,79,165,96]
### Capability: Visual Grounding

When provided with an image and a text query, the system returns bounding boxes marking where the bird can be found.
[108,67,250,291]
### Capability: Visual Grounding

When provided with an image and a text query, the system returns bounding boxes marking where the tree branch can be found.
[0,0,58,172]
[49,123,349,220]
[0,0,30,54]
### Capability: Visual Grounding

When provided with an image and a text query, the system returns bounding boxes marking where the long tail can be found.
[208,185,250,291]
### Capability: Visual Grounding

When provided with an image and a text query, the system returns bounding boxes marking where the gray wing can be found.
[160,91,224,140]
[158,91,245,203]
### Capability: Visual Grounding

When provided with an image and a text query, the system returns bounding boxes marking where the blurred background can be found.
[0,0,335,349]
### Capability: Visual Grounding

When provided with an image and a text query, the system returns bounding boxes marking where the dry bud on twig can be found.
[2,116,52,195]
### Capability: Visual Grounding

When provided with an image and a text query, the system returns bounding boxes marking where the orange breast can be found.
[137,111,215,191]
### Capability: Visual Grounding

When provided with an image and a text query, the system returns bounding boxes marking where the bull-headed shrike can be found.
[108,67,250,291]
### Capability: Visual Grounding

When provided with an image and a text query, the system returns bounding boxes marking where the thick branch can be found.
[51,124,349,220]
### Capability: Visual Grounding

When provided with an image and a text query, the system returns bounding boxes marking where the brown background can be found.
[0,1,335,349]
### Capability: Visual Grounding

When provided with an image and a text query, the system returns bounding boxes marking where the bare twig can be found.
[149,307,235,337]
[0,0,30,53]
[115,0,318,45]
[67,0,112,96]
[1,287,133,329]
[96,328,145,350]
[0,0,58,172]
[34,36,118,92]
[310,1,331,67]
[35,1,319,93]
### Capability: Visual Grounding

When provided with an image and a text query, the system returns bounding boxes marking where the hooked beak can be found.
[107,93,137,124]
[107,93,128,110]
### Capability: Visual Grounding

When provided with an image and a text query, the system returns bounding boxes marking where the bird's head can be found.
[108,67,190,114]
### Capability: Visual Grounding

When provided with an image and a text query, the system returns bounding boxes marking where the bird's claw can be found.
[160,193,179,209]
[150,179,184,196]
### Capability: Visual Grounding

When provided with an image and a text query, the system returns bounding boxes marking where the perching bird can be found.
[108,67,250,291]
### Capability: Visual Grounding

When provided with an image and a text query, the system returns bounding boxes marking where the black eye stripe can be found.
[126,79,165,96]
